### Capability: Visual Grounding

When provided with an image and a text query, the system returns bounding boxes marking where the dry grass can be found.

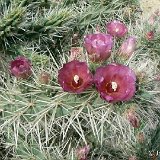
[140,0,160,17]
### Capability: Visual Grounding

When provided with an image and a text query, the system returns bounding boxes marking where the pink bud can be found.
[148,9,160,25]
[119,36,136,58]
[76,145,90,160]
[148,14,156,25]
[84,33,113,62]
[145,31,154,40]
[106,20,128,37]
[9,56,32,79]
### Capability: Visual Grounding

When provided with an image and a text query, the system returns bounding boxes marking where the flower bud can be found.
[145,31,154,40]
[136,132,144,143]
[148,14,156,25]
[118,36,136,58]
[148,9,160,26]
[9,56,32,79]
[39,72,51,84]
[136,71,146,83]
[76,145,90,160]
[84,33,113,62]
[106,20,128,37]
[125,108,140,128]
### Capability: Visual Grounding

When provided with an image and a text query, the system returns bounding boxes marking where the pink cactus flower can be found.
[119,36,137,58]
[106,20,128,37]
[94,63,136,103]
[9,56,32,79]
[58,60,93,93]
[84,33,113,62]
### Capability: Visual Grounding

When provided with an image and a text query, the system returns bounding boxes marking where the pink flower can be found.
[145,31,154,40]
[9,56,32,79]
[106,20,128,37]
[119,36,136,58]
[94,63,136,103]
[58,60,93,93]
[84,33,113,62]
[76,145,90,160]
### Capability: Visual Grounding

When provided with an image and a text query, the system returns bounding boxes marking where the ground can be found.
[140,0,160,17]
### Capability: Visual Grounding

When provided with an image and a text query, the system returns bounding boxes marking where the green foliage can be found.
[0,0,139,52]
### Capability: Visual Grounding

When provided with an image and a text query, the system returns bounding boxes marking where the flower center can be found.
[115,28,119,32]
[72,75,83,88]
[106,81,118,93]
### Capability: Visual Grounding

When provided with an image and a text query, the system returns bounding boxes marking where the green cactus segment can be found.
[0,7,25,37]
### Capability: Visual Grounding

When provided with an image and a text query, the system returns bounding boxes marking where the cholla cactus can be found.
[0,0,160,160]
